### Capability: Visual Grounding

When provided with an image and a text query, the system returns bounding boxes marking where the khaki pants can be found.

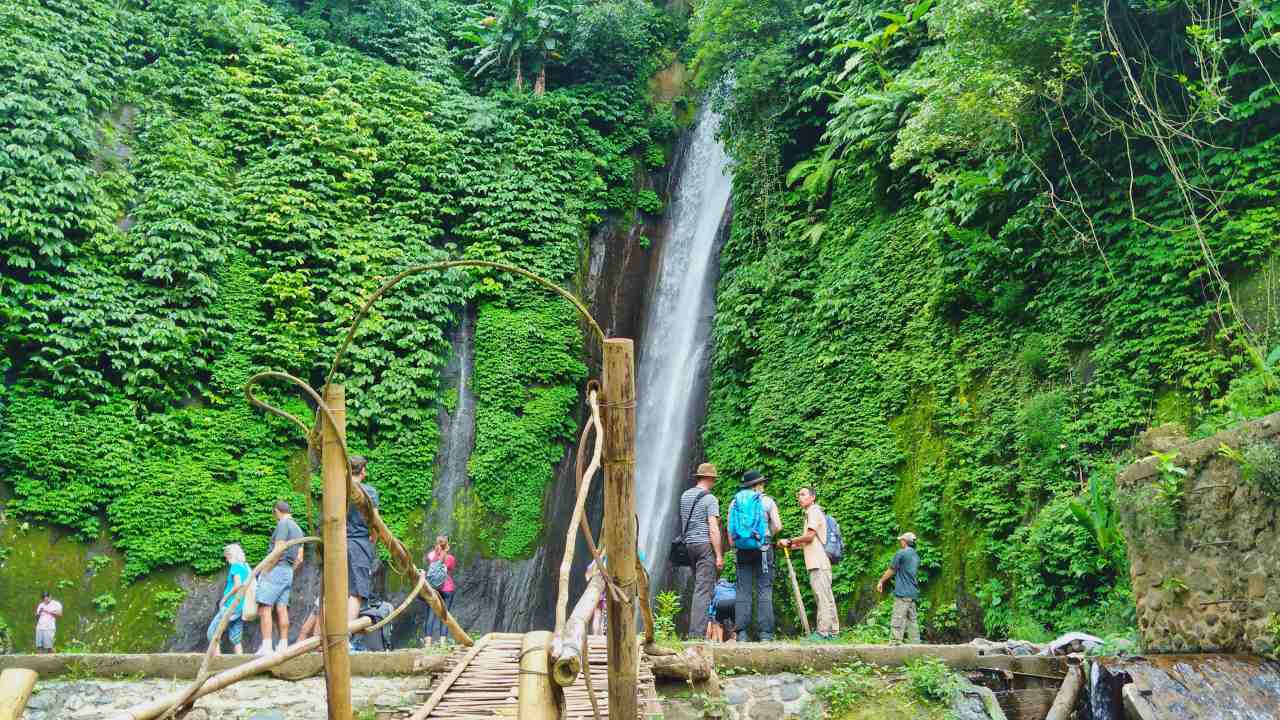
[807,568,839,636]
[891,596,919,644]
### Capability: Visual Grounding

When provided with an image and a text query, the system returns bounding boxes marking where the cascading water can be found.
[428,306,477,536]
[634,105,733,581]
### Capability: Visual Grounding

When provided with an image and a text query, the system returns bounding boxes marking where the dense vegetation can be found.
[0,0,677,590]
[696,0,1280,638]
[5,0,1280,648]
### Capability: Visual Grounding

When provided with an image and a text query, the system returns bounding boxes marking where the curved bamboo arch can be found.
[323,259,608,389]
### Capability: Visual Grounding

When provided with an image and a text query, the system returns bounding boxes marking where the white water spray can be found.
[634,106,733,580]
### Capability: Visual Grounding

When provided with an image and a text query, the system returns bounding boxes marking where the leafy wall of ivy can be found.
[1,0,674,591]
[695,0,1280,637]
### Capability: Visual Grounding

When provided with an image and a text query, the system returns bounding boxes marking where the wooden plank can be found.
[411,633,494,720]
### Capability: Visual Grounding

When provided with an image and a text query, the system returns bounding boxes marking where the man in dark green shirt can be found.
[876,531,920,644]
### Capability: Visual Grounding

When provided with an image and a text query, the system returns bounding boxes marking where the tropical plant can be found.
[464,0,567,94]
[1069,472,1121,558]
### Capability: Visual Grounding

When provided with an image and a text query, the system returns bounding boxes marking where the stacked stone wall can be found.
[1118,413,1280,654]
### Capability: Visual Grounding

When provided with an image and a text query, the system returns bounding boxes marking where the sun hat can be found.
[694,463,718,479]
[740,469,766,488]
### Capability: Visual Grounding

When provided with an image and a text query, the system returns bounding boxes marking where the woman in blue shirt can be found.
[207,543,251,655]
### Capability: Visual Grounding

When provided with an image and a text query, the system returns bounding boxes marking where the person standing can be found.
[779,487,839,640]
[207,543,251,655]
[877,531,921,644]
[726,470,782,641]
[347,456,380,651]
[423,535,457,646]
[256,500,304,654]
[678,462,723,640]
[34,591,62,654]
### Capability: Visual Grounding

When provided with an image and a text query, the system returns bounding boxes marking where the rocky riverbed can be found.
[22,676,434,720]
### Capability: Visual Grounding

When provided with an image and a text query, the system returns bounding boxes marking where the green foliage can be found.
[654,590,682,641]
[93,593,118,613]
[1242,441,1280,496]
[694,0,1280,640]
[1,0,672,580]
[463,0,568,91]
[814,661,882,715]
[87,555,112,574]
[153,589,187,624]
[903,656,960,704]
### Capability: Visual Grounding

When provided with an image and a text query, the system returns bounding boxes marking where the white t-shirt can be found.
[36,600,62,631]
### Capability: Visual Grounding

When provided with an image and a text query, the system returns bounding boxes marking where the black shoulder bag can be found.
[669,490,709,567]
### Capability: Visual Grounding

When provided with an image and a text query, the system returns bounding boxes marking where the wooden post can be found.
[517,631,559,720]
[321,383,352,720]
[0,669,37,720]
[601,338,638,720]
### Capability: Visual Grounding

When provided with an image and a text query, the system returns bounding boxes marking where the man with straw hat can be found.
[877,531,921,644]
[678,462,724,639]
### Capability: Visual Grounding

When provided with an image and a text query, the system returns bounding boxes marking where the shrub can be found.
[904,657,960,704]
[1243,441,1280,496]
[93,593,118,613]
[654,590,681,641]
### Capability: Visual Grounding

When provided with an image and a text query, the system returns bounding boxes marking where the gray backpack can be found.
[824,513,844,564]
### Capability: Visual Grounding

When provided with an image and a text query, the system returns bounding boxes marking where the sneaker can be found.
[807,633,825,643]
[255,643,272,656]
[275,640,288,653]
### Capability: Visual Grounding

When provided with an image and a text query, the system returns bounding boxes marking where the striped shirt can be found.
[679,487,720,544]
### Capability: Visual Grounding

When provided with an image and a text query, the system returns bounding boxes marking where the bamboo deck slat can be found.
[421,635,656,718]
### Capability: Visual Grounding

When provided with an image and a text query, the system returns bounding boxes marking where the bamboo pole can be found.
[321,383,352,720]
[110,617,373,720]
[517,632,558,720]
[601,338,638,720]
[556,388,602,634]
[552,573,605,686]
[781,547,812,636]
[0,669,37,720]
[1045,664,1083,720]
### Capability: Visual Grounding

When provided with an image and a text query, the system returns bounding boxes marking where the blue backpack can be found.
[729,489,769,551]
[824,513,844,564]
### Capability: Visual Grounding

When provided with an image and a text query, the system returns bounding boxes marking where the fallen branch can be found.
[162,535,320,720]
[556,386,603,635]
[110,616,374,720]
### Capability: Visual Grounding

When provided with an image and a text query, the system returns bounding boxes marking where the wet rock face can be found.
[1118,412,1280,655]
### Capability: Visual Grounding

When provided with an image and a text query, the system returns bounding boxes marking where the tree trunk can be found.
[514,59,523,91]
[552,573,605,687]
[534,65,546,96]
[601,338,639,720]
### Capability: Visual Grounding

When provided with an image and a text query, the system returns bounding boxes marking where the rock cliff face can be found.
[164,214,659,650]
[1118,413,1280,655]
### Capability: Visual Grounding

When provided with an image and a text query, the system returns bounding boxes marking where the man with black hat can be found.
[678,462,723,639]
[726,469,782,641]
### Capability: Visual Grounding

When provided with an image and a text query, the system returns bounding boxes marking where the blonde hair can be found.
[224,543,246,564]
[434,535,450,554]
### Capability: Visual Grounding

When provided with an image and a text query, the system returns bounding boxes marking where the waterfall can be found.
[634,106,733,580]
[428,305,477,536]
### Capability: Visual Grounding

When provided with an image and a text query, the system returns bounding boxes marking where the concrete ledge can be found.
[0,651,448,679]
[697,643,1067,677]
[0,643,1064,681]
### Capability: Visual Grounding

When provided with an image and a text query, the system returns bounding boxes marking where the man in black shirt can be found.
[347,455,380,650]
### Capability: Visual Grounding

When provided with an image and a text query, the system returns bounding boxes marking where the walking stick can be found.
[781,546,811,636]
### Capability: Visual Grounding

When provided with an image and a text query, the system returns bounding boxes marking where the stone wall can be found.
[1117,412,1280,654]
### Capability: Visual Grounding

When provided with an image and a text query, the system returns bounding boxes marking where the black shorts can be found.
[348,538,375,600]
[713,596,735,624]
